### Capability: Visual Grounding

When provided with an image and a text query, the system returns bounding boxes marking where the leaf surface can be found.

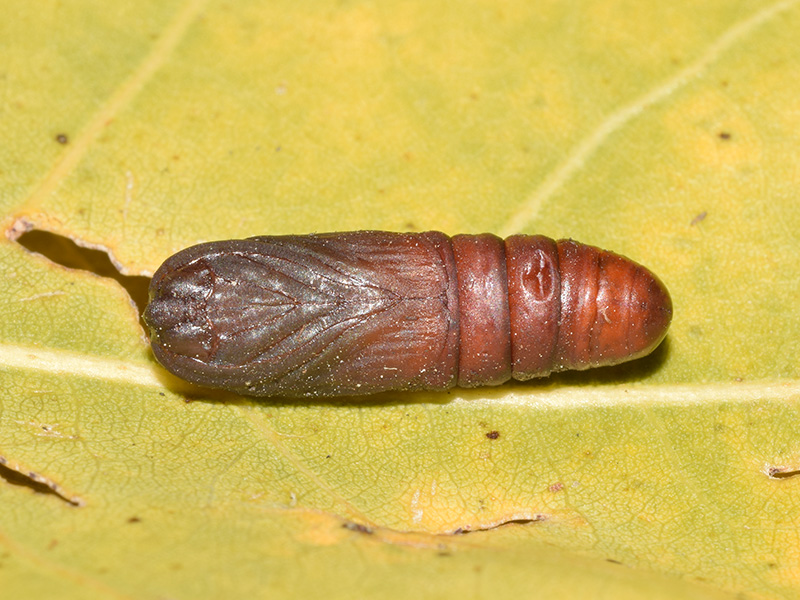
[2,0,800,598]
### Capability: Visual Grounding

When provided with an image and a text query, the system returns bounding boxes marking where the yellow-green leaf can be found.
[2,0,800,598]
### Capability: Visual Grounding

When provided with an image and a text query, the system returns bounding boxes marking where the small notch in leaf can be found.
[0,455,84,506]
[10,225,150,319]
[766,465,800,480]
[451,516,545,534]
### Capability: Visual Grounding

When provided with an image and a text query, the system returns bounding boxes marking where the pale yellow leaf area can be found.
[1,0,800,598]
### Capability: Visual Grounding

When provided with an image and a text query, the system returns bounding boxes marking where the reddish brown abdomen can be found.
[458,234,672,382]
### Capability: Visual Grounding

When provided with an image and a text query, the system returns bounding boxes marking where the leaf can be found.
[2,0,800,598]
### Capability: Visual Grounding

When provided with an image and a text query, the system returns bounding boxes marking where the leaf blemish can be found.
[342,522,374,535]
[690,211,708,226]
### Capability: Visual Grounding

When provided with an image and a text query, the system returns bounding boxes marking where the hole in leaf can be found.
[14,228,150,320]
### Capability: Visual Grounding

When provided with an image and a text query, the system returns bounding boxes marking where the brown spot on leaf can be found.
[690,211,707,226]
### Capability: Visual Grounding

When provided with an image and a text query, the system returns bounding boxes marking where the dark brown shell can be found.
[144,231,672,397]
